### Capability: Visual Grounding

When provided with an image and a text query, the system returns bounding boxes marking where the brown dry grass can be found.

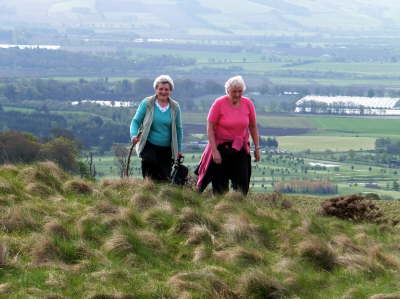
[222,214,258,243]
[168,268,236,299]
[186,225,214,245]
[103,231,133,256]
[173,207,219,235]
[297,238,337,271]
[369,294,400,299]
[236,269,286,299]
[0,206,38,233]
[0,243,7,266]
[192,245,210,263]
[213,246,263,265]
[129,193,158,211]
[63,179,93,194]
[43,220,70,239]
[25,182,53,197]
[30,236,59,264]
[0,178,13,194]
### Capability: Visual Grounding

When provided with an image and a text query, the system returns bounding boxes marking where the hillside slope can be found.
[0,162,400,298]
[2,0,400,35]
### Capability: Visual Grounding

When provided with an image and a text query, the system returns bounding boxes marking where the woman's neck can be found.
[156,97,169,107]
[228,96,241,106]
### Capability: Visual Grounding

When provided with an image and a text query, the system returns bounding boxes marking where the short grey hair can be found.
[153,75,174,91]
[225,75,246,94]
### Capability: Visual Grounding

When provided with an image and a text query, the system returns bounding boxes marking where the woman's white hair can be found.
[153,75,174,91]
[225,75,246,94]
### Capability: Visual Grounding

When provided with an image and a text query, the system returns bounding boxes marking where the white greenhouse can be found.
[295,96,400,115]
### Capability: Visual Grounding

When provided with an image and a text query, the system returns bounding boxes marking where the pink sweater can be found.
[196,96,256,189]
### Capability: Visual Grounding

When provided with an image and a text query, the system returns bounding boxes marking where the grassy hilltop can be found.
[1,162,400,298]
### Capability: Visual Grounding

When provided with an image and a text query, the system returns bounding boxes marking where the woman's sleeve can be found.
[130,99,147,138]
[248,100,256,123]
[176,105,183,152]
[207,100,220,123]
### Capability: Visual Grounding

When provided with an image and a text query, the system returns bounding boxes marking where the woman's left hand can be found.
[254,149,261,162]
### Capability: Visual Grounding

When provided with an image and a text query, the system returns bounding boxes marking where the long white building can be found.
[295,96,400,115]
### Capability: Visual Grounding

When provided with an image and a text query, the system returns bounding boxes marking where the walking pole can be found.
[125,143,135,178]
[125,132,141,178]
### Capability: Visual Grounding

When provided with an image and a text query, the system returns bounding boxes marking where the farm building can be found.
[295,96,400,115]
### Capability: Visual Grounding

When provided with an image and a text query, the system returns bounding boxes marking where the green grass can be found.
[1,162,400,298]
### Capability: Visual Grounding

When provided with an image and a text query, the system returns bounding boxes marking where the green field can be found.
[276,136,376,152]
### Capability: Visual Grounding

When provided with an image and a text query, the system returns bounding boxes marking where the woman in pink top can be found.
[196,76,260,194]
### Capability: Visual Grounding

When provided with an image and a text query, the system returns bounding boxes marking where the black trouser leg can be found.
[231,151,251,195]
[210,160,229,194]
[141,142,172,183]
[211,143,251,195]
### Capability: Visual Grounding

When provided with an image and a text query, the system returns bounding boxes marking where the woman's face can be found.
[228,86,243,102]
[156,83,171,101]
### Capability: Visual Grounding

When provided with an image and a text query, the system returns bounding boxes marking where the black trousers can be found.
[208,142,251,195]
[140,142,173,182]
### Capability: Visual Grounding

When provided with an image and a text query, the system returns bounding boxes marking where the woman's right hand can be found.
[131,136,140,144]
[212,149,222,164]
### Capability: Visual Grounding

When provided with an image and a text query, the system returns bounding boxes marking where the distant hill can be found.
[2,0,400,35]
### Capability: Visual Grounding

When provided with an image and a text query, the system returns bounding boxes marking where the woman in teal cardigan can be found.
[130,75,183,181]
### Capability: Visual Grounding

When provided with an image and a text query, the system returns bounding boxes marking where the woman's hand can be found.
[131,136,140,144]
[212,149,222,164]
[254,148,261,162]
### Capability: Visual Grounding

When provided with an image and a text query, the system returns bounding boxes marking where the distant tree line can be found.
[375,138,400,155]
[0,130,79,172]
[274,180,338,195]
[0,48,195,77]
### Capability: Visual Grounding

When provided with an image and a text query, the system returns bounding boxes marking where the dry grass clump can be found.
[37,161,66,181]
[30,237,59,264]
[140,178,156,191]
[129,193,158,211]
[101,177,142,190]
[173,207,219,235]
[25,182,53,197]
[136,230,162,250]
[168,268,236,299]
[63,179,93,194]
[0,164,19,175]
[0,283,12,296]
[193,245,211,263]
[369,294,400,299]
[90,200,120,215]
[18,166,62,191]
[77,215,106,241]
[213,247,263,265]
[186,225,214,245]
[88,293,136,299]
[43,220,70,239]
[143,203,174,230]
[214,201,237,213]
[236,269,286,299]
[0,178,14,195]
[320,194,384,223]
[253,191,292,210]
[224,191,244,201]
[297,238,337,271]
[0,206,38,233]
[331,235,363,254]
[222,214,258,243]
[0,243,8,266]
[103,231,133,256]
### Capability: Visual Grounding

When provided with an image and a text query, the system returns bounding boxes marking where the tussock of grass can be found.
[222,214,258,243]
[43,220,70,239]
[224,191,244,201]
[0,243,8,266]
[0,164,19,175]
[25,182,53,197]
[144,204,174,230]
[213,246,263,265]
[103,231,133,256]
[101,177,141,190]
[30,236,59,264]
[214,201,237,213]
[168,268,236,298]
[369,294,400,299]
[63,179,93,194]
[90,200,120,215]
[129,193,158,211]
[193,245,210,263]
[18,166,62,192]
[173,207,219,235]
[297,238,337,271]
[0,178,13,194]
[236,269,286,299]
[186,225,214,245]
[0,206,38,233]
[0,283,12,296]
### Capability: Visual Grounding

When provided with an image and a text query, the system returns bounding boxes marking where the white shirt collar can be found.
[156,99,170,112]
